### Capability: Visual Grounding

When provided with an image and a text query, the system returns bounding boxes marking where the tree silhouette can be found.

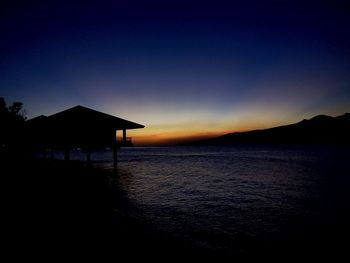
[0,97,26,156]
[0,97,7,114]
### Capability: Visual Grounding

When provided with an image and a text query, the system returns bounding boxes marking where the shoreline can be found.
[3,157,213,258]
[3,152,350,259]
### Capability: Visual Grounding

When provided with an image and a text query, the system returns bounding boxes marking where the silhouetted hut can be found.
[26,115,49,152]
[27,105,144,165]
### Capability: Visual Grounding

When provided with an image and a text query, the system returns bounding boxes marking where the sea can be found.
[40,145,350,254]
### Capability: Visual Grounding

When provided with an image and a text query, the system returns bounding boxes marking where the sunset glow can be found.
[1,1,349,145]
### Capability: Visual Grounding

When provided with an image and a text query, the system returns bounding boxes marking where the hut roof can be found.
[26,115,47,124]
[26,105,144,148]
[46,105,144,130]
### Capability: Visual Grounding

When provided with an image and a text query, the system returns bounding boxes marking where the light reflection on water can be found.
[66,145,350,251]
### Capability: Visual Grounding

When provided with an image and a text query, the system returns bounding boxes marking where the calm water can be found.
[48,145,350,253]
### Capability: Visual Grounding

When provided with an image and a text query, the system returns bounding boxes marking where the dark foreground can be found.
[3,153,350,260]
[3,156,210,260]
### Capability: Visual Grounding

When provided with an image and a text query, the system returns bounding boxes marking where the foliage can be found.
[0,97,26,120]
[0,97,26,153]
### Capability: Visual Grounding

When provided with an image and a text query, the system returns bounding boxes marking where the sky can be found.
[1,0,350,145]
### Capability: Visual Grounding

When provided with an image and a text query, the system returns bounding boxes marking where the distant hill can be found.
[192,113,350,145]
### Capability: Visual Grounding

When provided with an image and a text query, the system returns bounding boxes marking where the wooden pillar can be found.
[50,148,54,161]
[86,149,91,164]
[113,146,118,168]
[113,130,118,168]
[123,129,127,144]
[64,148,70,161]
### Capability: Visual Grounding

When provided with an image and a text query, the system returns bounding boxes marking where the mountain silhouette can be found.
[192,113,350,145]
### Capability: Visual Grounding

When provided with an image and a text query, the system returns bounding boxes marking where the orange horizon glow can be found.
[121,108,350,145]
[124,119,290,145]
[105,90,350,145]
[127,131,227,145]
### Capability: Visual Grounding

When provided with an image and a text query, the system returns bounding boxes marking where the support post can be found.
[123,129,127,145]
[64,148,70,161]
[113,130,118,168]
[50,148,54,161]
[86,149,91,164]
[113,146,118,168]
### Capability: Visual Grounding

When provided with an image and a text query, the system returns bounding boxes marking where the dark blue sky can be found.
[1,0,350,143]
